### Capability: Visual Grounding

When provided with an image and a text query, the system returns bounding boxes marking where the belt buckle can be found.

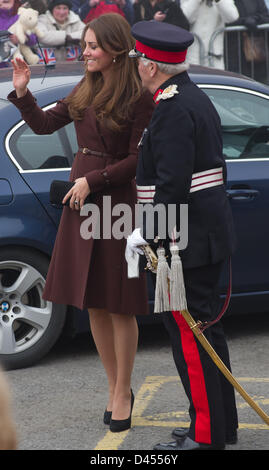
[82,147,88,154]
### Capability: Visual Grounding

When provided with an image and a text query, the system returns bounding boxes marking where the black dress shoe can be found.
[172,427,188,439]
[109,390,134,433]
[103,409,112,425]
[172,428,238,445]
[153,436,225,451]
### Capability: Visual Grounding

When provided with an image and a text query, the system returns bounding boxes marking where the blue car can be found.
[0,62,269,370]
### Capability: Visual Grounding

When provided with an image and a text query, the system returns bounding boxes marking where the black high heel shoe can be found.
[103,409,112,425]
[109,390,134,433]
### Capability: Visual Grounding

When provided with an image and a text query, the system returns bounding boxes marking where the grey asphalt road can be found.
[4,311,269,452]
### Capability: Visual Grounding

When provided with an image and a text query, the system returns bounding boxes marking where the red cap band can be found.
[136,40,187,64]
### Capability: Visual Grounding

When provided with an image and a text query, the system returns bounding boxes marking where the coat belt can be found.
[79,147,113,158]
[136,167,224,203]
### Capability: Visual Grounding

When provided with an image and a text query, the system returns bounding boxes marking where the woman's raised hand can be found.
[11,57,31,98]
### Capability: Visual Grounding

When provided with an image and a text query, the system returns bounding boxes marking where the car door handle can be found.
[226,189,260,200]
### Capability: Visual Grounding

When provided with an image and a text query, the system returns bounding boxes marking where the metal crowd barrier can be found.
[192,32,206,66]
[208,24,269,83]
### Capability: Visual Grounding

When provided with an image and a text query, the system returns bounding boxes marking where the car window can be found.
[202,87,269,160]
[0,99,9,109]
[7,111,77,171]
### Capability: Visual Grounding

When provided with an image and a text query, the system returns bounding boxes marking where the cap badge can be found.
[156,84,179,102]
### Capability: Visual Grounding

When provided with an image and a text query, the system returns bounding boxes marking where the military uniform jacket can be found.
[136,71,236,269]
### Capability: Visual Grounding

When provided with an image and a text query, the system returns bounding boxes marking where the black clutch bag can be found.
[49,180,92,207]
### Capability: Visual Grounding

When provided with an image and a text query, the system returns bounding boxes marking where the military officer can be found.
[127,21,238,450]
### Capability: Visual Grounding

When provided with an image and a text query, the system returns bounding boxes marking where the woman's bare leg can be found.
[110,313,138,420]
[88,308,117,412]
[88,309,138,420]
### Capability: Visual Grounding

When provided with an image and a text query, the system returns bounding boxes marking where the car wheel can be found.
[0,247,66,370]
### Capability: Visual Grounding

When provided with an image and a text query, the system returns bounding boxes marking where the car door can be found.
[201,84,269,311]
[4,102,77,226]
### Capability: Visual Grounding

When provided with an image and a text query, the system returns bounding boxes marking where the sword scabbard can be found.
[145,243,269,427]
[180,309,269,427]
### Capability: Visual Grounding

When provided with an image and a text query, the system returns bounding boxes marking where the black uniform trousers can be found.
[152,260,238,446]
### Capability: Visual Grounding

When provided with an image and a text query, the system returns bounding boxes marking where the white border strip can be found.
[5,102,72,173]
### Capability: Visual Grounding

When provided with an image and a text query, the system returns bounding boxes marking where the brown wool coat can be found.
[8,85,155,315]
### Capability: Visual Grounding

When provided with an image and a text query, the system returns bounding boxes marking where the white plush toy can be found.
[8,7,44,65]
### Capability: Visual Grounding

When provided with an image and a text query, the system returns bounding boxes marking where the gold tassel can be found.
[169,244,187,311]
[154,247,171,313]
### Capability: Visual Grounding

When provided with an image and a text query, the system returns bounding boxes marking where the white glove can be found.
[125,228,147,278]
[125,228,147,258]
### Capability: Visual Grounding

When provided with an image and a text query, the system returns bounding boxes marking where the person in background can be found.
[229,0,269,29]
[22,0,48,14]
[72,0,134,24]
[83,0,125,22]
[70,0,90,19]
[83,0,127,24]
[133,0,189,29]
[225,0,269,83]
[180,0,239,68]
[37,0,85,61]
[117,0,134,24]
[0,0,38,64]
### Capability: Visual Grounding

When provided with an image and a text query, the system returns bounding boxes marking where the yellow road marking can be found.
[94,430,130,451]
[237,399,269,409]
[94,376,269,450]
[237,377,269,383]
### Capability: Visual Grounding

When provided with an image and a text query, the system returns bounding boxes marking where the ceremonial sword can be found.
[141,244,269,427]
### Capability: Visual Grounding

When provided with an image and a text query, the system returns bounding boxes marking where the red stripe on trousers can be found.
[172,310,212,444]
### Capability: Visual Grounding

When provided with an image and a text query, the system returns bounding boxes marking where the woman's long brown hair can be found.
[65,13,143,132]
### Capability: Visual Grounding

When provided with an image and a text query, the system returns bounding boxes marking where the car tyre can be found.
[0,247,66,370]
